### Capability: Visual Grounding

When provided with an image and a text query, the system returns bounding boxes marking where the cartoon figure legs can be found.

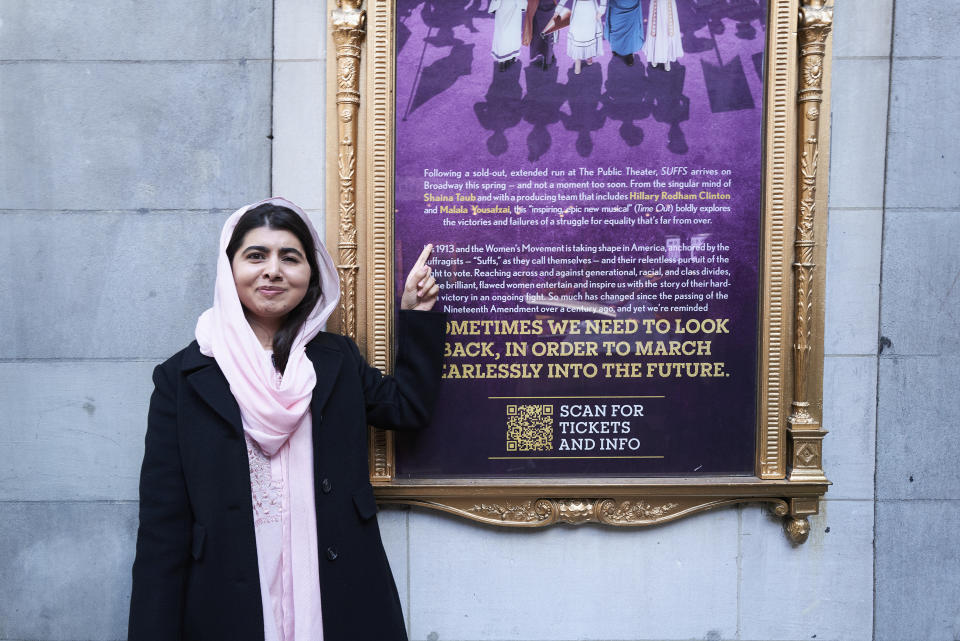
[604,0,644,66]
[490,0,524,71]
[556,0,606,74]
[525,0,559,69]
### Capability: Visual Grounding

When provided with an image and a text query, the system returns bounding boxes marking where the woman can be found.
[128,197,444,641]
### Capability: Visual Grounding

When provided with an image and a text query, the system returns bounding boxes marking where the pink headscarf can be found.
[195,197,339,640]
[195,196,340,453]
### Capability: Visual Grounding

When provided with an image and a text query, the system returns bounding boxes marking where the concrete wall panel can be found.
[272,61,326,211]
[831,0,894,59]
[0,0,271,61]
[877,355,960,500]
[0,211,224,359]
[892,0,960,57]
[0,61,271,210]
[872,4,960,634]
[274,0,327,62]
[822,356,878,500]
[827,58,890,210]
[875,499,960,641]
[405,508,740,641]
[0,501,137,641]
[0,361,156,502]
[885,59,960,210]
[739,501,875,641]
[824,209,883,355]
[877,210,960,357]
[378,507,411,624]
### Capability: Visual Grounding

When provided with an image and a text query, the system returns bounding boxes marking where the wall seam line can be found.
[0,358,162,363]
[269,0,277,195]
[0,500,138,504]
[873,1,898,639]
[0,58,271,63]
[406,511,413,638]
[736,504,743,639]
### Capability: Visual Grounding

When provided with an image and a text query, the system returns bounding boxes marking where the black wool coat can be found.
[128,310,446,641]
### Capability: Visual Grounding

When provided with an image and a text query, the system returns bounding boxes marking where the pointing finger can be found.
[413,243,434,269]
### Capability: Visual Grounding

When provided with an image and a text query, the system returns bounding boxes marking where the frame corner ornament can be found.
[785,516,811,545]
[782,495,820,544]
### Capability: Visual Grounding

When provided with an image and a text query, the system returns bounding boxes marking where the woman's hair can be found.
[225,203,322,374]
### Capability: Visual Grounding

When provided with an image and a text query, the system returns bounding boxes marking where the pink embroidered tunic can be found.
[246,413,324,641]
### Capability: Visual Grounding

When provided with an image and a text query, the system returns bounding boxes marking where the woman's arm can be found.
[128,361,192,641]
[351,309,447,431]
[354,243,445,429]
[335,244,444,430]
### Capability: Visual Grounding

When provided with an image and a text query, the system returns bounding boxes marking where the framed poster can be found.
[327,0,833,542]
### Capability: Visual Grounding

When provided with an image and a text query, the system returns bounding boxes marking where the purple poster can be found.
[394,0,767,477]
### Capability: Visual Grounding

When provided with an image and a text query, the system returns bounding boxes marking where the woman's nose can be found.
[262,255,282,278]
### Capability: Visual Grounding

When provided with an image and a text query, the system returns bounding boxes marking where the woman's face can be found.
[231,226,312,332]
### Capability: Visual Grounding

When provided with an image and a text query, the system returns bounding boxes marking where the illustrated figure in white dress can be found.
[555,0,607,74]
[490,0,524,71]
[642,0,683,70]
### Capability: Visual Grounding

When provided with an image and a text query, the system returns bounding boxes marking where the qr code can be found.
[506,404,553,452]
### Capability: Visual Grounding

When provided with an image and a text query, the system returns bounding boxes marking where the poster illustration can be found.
[393,0,767,477]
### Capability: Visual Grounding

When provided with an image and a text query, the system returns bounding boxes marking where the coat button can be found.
[326,546,338,561]
[321,478,332,494]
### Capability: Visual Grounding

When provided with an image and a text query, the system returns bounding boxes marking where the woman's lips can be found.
[257,287,286,297]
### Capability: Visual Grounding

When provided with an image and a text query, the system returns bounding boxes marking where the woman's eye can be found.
[247,252,264,260]
[283,256,300,263]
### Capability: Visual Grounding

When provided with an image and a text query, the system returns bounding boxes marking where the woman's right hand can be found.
[400,244,440,311]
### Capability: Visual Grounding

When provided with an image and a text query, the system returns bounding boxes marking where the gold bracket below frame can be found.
[388,496,788,527]
[375,478,827,545]
[382,496,815,545]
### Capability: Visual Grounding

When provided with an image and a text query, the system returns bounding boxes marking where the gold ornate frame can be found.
[327,0,833,543]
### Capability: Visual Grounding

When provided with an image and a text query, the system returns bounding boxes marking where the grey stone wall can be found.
[874,2,960,639]
[0,0,957,640]
[0,1,272,639]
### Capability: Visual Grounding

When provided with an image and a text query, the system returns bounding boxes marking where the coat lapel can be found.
[306,338,343,416]
[182,345,243,435]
